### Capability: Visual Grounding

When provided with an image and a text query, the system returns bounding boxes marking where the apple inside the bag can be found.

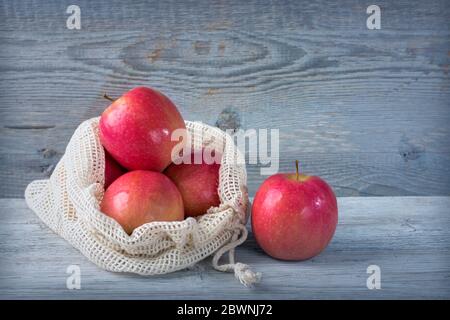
[165,150,221,217]
[104,149,125,189]
[101,170,184,235]
[99,86,186,172]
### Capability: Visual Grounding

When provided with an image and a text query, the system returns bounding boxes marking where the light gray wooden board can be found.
[1,0,450,198]
[0,196,449,299]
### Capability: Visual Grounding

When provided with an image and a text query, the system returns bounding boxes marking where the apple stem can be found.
[295,160,299,181]
[103,93,115,102]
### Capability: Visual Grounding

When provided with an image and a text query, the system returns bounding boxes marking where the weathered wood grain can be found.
[1,0,450,197]
[0,196,449,299]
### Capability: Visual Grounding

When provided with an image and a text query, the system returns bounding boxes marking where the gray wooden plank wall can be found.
[1,0,449,198]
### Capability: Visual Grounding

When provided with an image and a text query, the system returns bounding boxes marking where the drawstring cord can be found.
[212,223,261,287]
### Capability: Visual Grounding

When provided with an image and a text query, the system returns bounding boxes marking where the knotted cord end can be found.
[233,262,262,287]
[212,223,262,287]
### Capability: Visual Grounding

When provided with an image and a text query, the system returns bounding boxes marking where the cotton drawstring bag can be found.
[25,117,261,286]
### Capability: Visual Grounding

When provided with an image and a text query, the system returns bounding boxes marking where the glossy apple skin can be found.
[251,174,338,261]
[104,149,125,189]
[101,170,184,235]
[99,87,186,171]
[164,152,221,217]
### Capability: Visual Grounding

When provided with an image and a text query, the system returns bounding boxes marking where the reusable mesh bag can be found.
[25,117,261,286]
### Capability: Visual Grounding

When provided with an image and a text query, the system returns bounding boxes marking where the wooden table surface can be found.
[1,196,449,299]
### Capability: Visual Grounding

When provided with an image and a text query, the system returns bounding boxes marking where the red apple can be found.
[104,149,125,189]
[101,170,184,234]
[251,161,338,260]
[99,87,186,171]
[164,151,221,217]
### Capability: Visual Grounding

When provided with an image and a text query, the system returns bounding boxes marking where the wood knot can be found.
[398,137,425,162]
[38,148,58,159]
[215,107,241,133]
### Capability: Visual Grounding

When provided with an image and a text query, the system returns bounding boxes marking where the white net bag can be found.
[25,117,261,286]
